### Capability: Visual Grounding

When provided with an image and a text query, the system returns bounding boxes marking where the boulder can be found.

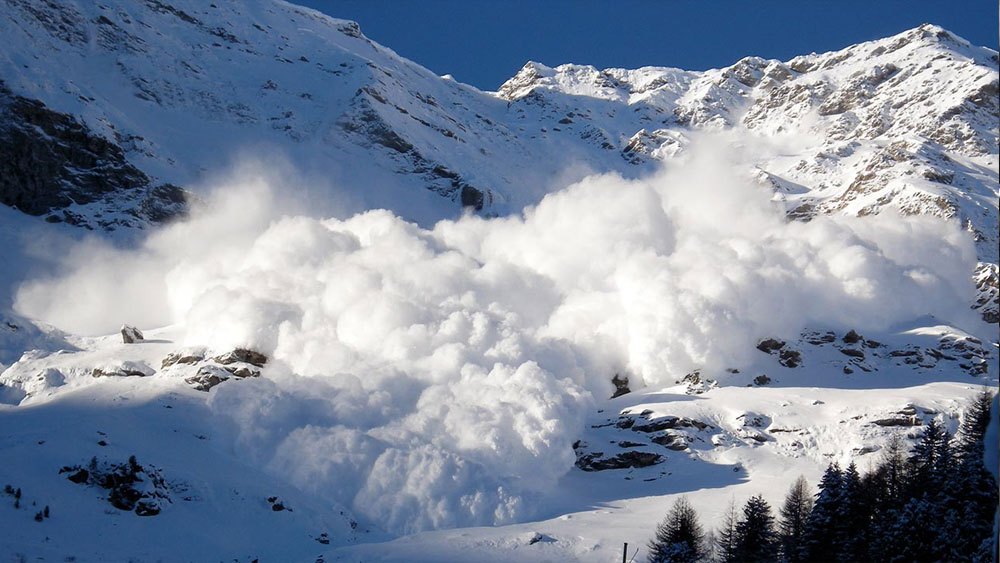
[213,348,267,367]
[610,373,630,398]
[843,329,863,344]
[161,351,205,369]
[756,338,786,353]
[92,360,154,378]
[121,324,143,344]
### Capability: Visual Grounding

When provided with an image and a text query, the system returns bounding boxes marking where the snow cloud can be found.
[13,133,978,533]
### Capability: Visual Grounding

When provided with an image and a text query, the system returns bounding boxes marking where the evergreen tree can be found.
[713,499,739,563]
[799,463,844,562]
[881,495,942,563]
[906,419,951,493]
[862,433,910,562]
[839,462,869,562]
[647,497,706,563]
[733,495,777,563]
[955,389,994,452]
[778,476,812,562]
[949,390,999,560]
[871,433,908,508]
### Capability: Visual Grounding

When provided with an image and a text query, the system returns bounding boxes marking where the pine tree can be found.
[647,497,705,563]
[839,462,869,562]
[778,476,812,562]
[733,495,777,563]
[799,463,843,562]
[873,433,908,507]
[948,390,998,560]
[906,419,951,492]
[888,419,956,562]
[955,389,994,452]
[882,495,941,563]
[714,499,739,563]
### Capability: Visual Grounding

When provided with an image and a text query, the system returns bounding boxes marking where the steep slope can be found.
[498,25,998,259]
[0,0,646,224]
[1,3,995,322]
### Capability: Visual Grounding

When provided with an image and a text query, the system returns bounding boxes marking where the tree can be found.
[778,476,812,562]
[714,499,739,563]
[733,495,777,563]
[955,388,994,453]
[948,390,998,560]
[799,463,843,562]
[906,419,951,493]
[839,462,869,562]
[647,497,705,563]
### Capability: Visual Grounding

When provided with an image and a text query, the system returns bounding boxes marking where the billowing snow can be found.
[6,134,993,545]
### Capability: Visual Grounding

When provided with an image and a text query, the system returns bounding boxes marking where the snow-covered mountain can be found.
[1,2,996,321]
[0,1,997,561]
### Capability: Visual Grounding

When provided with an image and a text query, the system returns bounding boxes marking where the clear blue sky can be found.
[295,1,999,91]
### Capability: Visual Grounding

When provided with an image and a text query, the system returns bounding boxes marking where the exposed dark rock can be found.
[267,496,291,512]
[756,338,785,353]
[650,433,689,450]
[840,348,865,359]
[805,331,837,345]
[618,440,646,448]
[632,416,681,433]
[60,455,170,516]
[184,365,229,392]
[185,358,260,391]
[614,417,635,430]
[161,351,205,369]
[120,324,143,344]
[610,373,630,398]
[0,82,188,229]
[528,532,555,545]
[213,348,267,367]
[778,349,802,368]
[843,329,863,344]
[459,185,484,210]
[91,361,154,378]
[66,468,89,484]
[623,413,711,433]
[872,416,922,427]
[574,450,662,472]
[737,412,768,428]
[753,375,772,386]
[224,365,261,378]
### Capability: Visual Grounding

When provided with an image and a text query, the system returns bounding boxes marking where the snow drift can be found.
[13,134,978,532]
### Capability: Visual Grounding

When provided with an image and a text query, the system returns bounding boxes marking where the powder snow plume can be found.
[13,133,978,533]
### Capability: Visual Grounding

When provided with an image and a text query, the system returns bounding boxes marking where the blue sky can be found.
[296,1,998,91]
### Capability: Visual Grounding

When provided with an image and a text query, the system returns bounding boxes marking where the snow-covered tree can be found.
[799,463,843,562]
[647,497,705,563]
[733,495,776,563]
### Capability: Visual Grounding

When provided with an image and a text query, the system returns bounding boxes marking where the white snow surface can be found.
[0,1,997,561]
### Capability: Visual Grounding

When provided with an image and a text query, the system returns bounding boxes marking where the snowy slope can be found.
[0,1,998,561]
[1,2,995,323]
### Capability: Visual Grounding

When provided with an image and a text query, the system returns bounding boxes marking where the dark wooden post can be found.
[622,542,628,563]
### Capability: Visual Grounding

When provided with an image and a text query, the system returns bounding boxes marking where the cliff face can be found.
[0,82,186,230]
